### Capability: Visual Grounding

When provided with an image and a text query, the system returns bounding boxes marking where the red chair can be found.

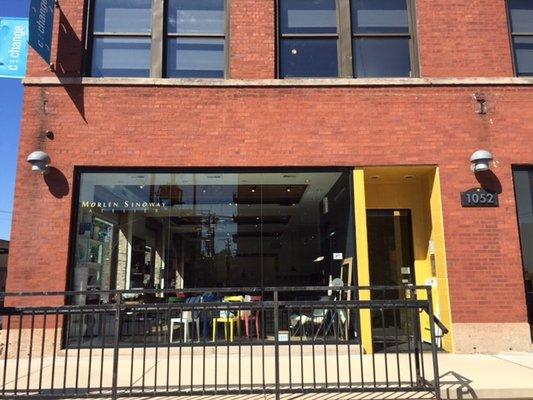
[242,295,262,339]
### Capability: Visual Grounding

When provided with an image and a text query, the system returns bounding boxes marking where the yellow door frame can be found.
[352,167,453,354]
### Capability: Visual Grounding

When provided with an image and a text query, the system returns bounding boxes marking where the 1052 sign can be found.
[461,188,499,207]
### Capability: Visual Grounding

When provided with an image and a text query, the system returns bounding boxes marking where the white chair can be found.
[170,311,200,343]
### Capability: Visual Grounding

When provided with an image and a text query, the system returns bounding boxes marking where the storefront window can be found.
[72,170,355,304]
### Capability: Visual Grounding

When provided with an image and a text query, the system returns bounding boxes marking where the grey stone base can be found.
[452,322,532,353]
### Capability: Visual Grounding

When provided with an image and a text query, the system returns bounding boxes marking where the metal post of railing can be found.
[273,290,280,400]
[426,287,441,400]
[111,294,122,400]
[410,287,422,386]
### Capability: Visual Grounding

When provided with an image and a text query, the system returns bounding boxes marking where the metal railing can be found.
[0,286,442,399]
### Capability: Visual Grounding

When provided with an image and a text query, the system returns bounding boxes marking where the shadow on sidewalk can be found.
[439,371,477,400]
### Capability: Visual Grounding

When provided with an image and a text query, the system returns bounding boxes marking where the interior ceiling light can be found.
[313,256,325,262]
[286,186,291,192]
[251,186,256,193]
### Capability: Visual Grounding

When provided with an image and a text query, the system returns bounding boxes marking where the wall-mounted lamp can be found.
[470,150,493,173]
[27,151,51,174]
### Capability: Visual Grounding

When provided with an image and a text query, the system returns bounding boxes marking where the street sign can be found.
[0,18,29,79]
[29,0,55,64]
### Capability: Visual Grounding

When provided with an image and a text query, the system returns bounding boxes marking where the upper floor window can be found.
[508,0,533,76]
[90,0,152,77]
[87,0,227,78]
[279,0,339,77]
[278,0,417,78]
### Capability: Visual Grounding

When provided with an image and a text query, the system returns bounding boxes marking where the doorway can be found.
[367,209,415,350]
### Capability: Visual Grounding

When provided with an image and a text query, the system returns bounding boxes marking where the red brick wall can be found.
[417,0,514,77]
[230,0,276,78]
[8,84,531,324]
[26,0,516,79]
[8,0,532,326]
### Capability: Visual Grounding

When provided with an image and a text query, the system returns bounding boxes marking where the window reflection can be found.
[72,171,355,302]
[92,38,151,77]
[351,0,409,34]
[353,38,411,78]
[513,37,533,76]
[281,39,339,78]
[280,0,338,34]
[93,0,152,33]
[167,0,225,34]
[166,38,225,78]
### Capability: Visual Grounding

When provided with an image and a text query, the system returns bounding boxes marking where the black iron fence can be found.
[0,286,442,399]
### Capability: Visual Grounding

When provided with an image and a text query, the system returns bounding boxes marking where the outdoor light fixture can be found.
[26,150,51,174]
[470,150,494,173]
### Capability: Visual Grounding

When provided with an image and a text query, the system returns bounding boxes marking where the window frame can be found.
[276,0,343,78]
[507,0,533,77]
[84,0,230,78]
[276,0,419,79]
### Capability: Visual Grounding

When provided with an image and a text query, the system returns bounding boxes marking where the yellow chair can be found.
[212,295,243,342]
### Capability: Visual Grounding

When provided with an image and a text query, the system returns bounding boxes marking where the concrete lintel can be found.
[22,76,533,88]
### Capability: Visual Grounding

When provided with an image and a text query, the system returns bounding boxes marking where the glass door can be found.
[367,209,415,350]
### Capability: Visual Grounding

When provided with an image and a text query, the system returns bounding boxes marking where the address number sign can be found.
[460,188,499,207]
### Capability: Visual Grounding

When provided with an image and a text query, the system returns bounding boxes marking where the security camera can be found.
[27,151,51,174]
[470,150,493,173]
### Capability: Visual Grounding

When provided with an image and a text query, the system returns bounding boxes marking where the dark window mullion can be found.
[338,0,353,77]
[151,0,164,78]
[84,0,96,76]
[406,0,419,77]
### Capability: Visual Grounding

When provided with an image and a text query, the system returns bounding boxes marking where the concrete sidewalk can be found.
[1,350,532,399]
[437,352,533,399]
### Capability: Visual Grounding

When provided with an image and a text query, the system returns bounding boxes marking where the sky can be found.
[0,0,30,241]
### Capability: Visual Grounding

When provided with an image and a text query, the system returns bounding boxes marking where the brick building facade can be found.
[7,0,533,353]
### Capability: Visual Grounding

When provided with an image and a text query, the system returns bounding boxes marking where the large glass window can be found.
[277,0,417,78]
[513,167,533,337]
[88,0,227,78]
[72,170,355,300]
[508,0,533,76]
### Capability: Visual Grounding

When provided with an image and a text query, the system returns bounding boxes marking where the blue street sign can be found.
[29,0,55,64]
[0,18,29,79]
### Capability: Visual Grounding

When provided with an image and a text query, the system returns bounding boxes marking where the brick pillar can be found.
[230,0,276,79]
